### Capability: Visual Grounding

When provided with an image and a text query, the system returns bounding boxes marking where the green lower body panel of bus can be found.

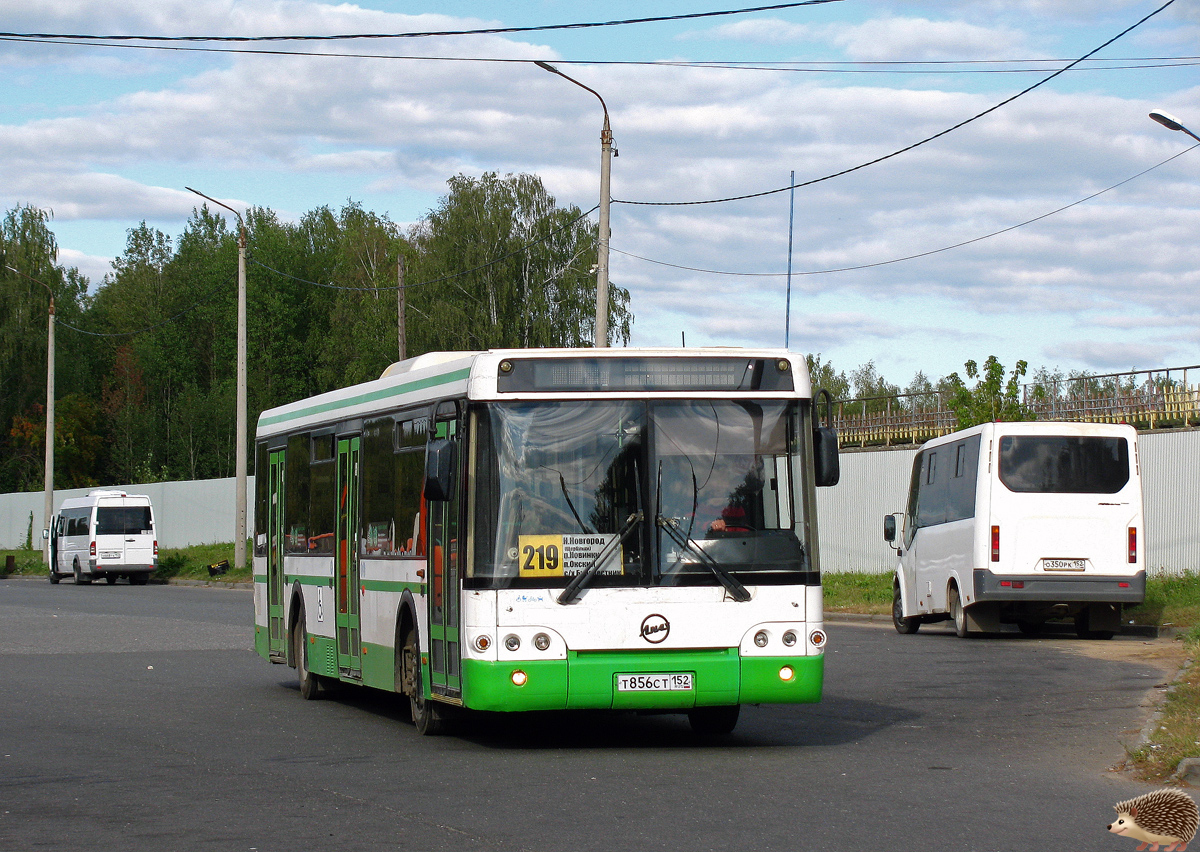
[461,650,823,713]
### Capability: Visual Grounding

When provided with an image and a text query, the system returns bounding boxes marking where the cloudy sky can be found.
[2,0,1198,388]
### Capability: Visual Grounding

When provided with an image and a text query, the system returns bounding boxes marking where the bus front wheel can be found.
[292,609,321,700]
[688,705,740,735]
[401,625,444,736]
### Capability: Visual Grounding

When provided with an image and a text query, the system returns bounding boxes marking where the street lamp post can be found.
[535,60,613,347]
[1149,109,1200,143]
[186,187,249,571]
[3,260,54,565]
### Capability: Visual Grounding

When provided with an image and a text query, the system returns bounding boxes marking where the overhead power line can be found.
[615,0,1180,207]
[3,32,1197,74]
[0,1,842,42]
[610,143,1200,278]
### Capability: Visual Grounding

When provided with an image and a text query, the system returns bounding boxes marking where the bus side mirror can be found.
[423,438,457,502]
[883,514,896,543]
[812,388,840,487]
[813,426,840,487]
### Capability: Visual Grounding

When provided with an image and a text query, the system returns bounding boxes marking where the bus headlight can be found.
[782,630,797,647]
[754,630,769,648]
[779,665,795,681]
[511,669,528,686]
[504,634,521,652]
[533,633,551,651]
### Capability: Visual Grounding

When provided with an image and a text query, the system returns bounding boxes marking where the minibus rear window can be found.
[998,436,1130,494]
[96,507,154,535]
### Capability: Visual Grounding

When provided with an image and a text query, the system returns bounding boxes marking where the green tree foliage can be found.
[944,355,1030,428]
[411,173,631,349]
[0,174,636,491]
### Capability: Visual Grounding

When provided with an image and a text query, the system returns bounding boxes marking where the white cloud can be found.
[0,0,1196,382]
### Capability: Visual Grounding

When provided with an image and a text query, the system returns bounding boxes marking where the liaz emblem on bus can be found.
[518,534,622,577]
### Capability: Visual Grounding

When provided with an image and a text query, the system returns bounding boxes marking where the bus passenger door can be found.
[336,436,362,677]
[267,449,287,660]
[426,412,462,701]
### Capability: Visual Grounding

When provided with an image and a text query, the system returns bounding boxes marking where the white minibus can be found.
[50,491,158,585]
[883,422,1144,639]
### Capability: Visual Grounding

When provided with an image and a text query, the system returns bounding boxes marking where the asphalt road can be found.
[0,578,1183,852]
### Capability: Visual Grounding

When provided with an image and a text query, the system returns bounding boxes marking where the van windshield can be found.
[998,436,1130,494]
[96,507,153,536]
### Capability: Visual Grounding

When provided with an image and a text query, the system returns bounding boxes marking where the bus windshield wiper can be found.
[556,512,643,605]
[656,516,751,603]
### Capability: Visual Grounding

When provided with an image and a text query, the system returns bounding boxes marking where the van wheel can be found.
[292,609,321,700]
[130,573,149,586]
[892,583,920,634]
[949,585,969,638]
[49,567,60,585]
[73,561,91,585]
[104,574,116,585]
[1017,620,1043,636]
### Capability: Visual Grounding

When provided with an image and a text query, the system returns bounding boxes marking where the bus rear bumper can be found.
[973,569,1145,604]
[461,651,823,713]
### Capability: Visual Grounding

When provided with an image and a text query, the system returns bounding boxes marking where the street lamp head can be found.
[534,60,558,74]
[1149,109,1186,132]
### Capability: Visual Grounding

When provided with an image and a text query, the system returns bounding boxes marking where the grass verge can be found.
[1,543,251,584]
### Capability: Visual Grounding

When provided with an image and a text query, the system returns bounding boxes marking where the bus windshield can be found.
[469,399,812,591]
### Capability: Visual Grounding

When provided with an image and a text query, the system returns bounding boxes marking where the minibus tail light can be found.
[990,526,1000,562]
[154,540,158,557]
[1128,528,1137,564]
[90,541,96,557]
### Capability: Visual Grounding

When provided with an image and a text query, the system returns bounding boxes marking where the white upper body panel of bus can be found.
[255,347,814,440]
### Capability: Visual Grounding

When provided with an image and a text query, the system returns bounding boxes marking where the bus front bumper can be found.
[460,649,823,713]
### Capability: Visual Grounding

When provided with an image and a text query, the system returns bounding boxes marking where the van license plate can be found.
[1042,559,1086,571]
[617,673,693,692]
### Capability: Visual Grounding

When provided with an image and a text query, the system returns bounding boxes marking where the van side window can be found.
[908,436,981,536]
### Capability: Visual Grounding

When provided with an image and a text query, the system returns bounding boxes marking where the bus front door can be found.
[335,436,362,678]
[427,418,462,701]
[267,449,287,660]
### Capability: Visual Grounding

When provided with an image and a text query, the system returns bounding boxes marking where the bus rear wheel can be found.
[688,705,740,735]
[892,583,920,634]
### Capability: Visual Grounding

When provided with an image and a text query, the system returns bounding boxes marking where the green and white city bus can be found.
[253,348,840,735]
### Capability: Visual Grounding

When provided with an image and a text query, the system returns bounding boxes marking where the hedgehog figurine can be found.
[1107,789,1199,852]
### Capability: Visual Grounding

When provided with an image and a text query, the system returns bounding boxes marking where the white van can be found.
[50,491,158,585]
[883,422,1144,639]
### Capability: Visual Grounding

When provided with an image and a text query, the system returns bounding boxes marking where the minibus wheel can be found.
[949,585,969,638]
[73,560,91,585]
[48,566,60,585]
[892,583,920,634]
[104,574,116,585]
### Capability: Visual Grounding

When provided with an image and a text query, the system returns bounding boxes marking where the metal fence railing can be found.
[832,364,1200,447]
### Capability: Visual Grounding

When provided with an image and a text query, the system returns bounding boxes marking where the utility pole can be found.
[186,187,248,571]
[397,254,406,362]
[535,61,613,347]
